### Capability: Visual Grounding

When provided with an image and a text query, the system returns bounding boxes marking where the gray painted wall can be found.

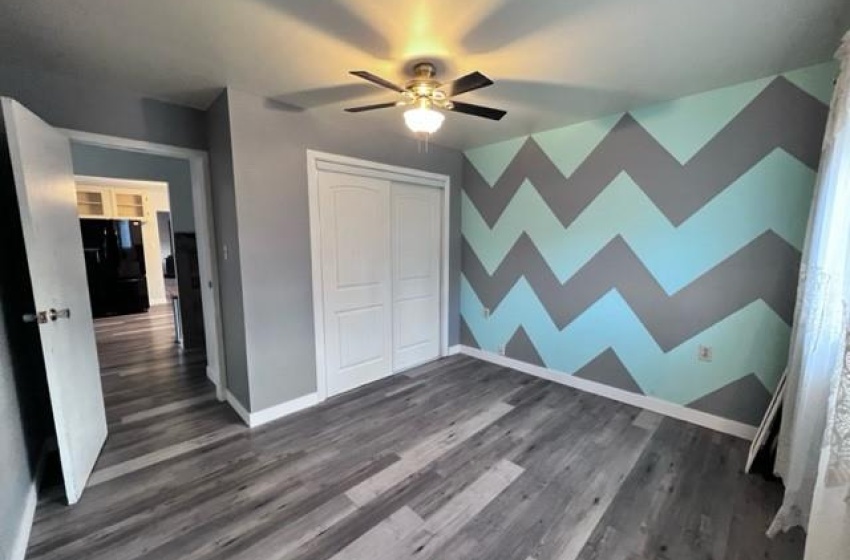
[205,92,250,408]
[0,323,28,558]
[0,310,35,558]
[0,64,208,150]
[0,317,30,560]
[70,143,196,233]
[225,88,463,411]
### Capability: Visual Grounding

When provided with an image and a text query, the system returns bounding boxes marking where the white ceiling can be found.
[1,0,848,149]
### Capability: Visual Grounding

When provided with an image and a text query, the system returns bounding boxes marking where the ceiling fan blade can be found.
[344,102,398,113]
[350,71,405,93]
[445,71,494,97]
[449,101,506,121]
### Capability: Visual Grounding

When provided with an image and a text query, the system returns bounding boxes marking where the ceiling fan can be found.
[345,62,507,135]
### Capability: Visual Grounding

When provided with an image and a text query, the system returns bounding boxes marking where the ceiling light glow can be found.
[404,107,445,134]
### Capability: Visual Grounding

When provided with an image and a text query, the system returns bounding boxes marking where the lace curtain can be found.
[804,332,850,558]
[824,331,850,488]
[768,30,850,557]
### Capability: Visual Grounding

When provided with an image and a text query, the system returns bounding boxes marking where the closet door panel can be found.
[392,182,442,371]
[318,171,393,396]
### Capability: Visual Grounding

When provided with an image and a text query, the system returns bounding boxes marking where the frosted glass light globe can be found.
[404,107,445,134]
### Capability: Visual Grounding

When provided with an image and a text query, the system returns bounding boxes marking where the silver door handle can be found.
[49,308,71,321]
[23,311,49,324]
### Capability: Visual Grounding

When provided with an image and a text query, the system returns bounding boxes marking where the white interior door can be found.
[319,170,393,397]
[392,183,442,371]
[2,98,107,504]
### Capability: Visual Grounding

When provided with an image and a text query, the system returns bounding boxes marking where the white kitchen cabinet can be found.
[112,189,147,219]
[75,184,148,220]
[76,187,113,219]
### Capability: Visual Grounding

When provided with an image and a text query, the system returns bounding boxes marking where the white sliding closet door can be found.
[318,171,393,396]
[392,183,442,371]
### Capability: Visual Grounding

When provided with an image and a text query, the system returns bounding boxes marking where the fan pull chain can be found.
[417,132,430,153]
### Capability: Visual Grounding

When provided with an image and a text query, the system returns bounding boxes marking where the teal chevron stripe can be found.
[462,149,813,293]
[630,77,772,164]
[532,113,623,180]
[465,136,527,186]
[783,61,838,105]
[460,277,790,404]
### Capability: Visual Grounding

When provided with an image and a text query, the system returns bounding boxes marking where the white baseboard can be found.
[206,365,218,386]
[225,390,251,426]
[250,393,320,428]
[458,345,758,441]
[11,443,51,560]
[447,345,462,356]
[226,390,320,429]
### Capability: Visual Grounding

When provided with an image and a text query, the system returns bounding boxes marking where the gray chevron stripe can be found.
[462,232,800,351]
[686,374,772,426]
[573,349,644,395]
[504,327,544,367]
[505,332,645,395]
[464,77,827,227]
[460,316,480,349]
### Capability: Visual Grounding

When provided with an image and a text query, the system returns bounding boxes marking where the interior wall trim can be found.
[458,345,758,440]
[206,365,218,387]
[224,344,755,439]
[225,389,250,426]
[73,175,168,191]
[313,154,447,188]
[226,389,319,429]
[249,392,320,428]
[60,128,228,404]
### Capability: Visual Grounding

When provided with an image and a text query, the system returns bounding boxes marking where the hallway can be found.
[90,305,241,480]
[42,305,242,495]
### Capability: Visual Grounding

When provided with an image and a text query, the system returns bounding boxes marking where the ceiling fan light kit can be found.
[345,61,506,138]
[404,104,445,134]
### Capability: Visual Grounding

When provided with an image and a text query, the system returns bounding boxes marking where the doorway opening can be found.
[64,131,227,398]
[72,174,212,431]
[58,148,236,488]
[2,98,232,507]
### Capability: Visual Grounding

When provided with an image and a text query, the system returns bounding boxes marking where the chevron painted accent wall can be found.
[461,62,836,426]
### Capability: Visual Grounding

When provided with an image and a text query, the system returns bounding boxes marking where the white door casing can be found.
[392,182,442,371]
[62,129,227,403]
[2,98,107,504]
[308,151,450,401]
[319,170,394,396]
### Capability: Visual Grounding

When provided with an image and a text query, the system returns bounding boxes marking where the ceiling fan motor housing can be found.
[406,62,450,108]
[345,64,505,121]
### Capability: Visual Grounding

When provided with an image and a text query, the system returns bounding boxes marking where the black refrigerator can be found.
[80,219,149,318]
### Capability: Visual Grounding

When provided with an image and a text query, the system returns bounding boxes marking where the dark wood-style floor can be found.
[90,305,238,478]
[27,308,805,559]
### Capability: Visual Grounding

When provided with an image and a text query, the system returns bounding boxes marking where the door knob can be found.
[49,308,71,321]
[22,311,48,324]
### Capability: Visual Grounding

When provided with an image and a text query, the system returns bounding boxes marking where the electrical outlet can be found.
[483,307,490,318]
[698,345,713,362]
